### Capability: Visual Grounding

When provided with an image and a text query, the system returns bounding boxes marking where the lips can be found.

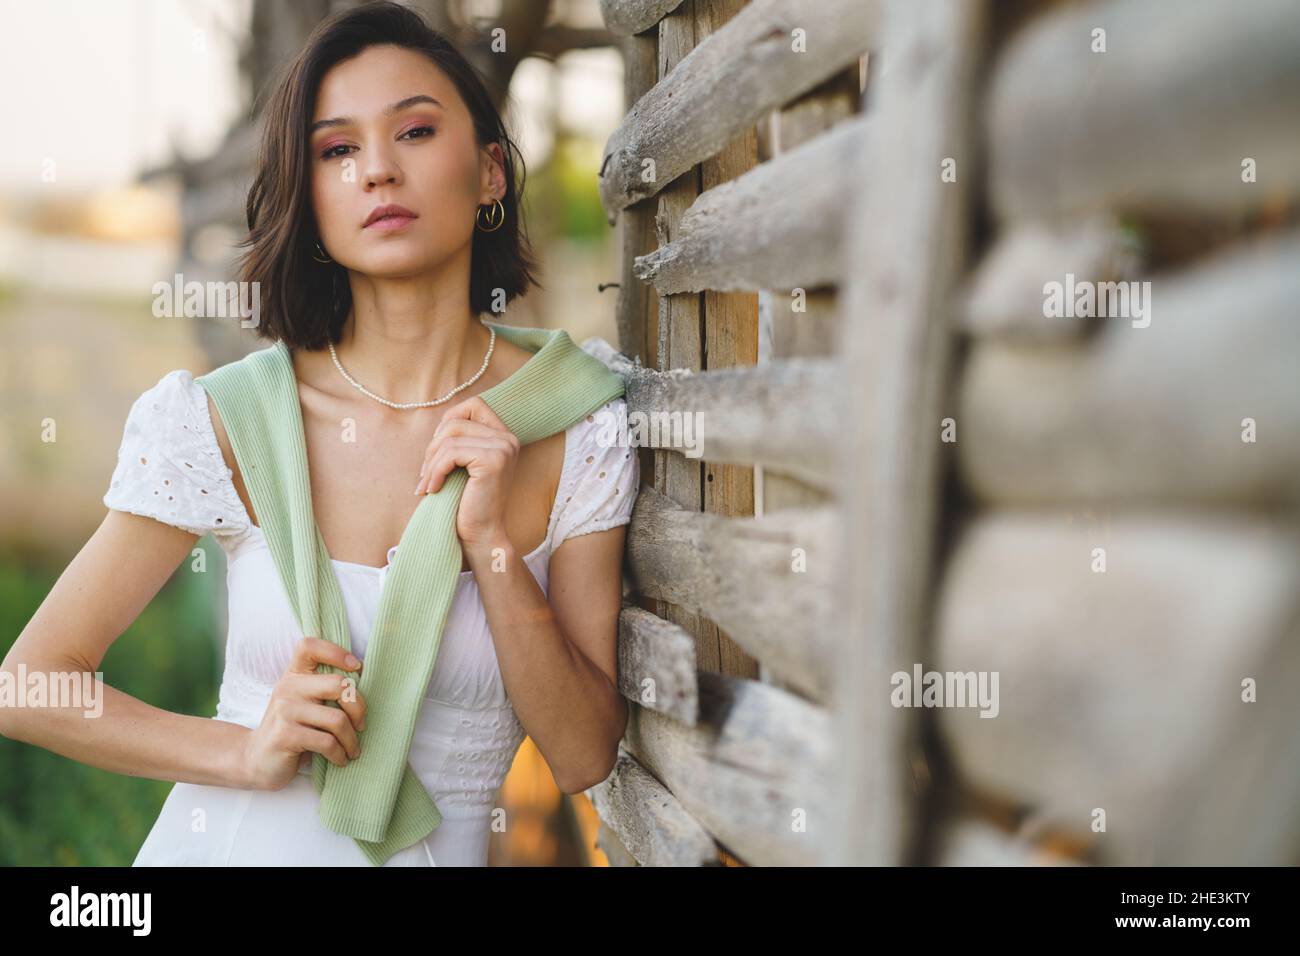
[363,203,419,229]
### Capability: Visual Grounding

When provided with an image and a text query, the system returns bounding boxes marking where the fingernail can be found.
[345,654,360,669]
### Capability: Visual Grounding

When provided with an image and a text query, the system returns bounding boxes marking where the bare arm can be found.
[465,525,629,794]
[417,395,634,794]
[0,509,255,788]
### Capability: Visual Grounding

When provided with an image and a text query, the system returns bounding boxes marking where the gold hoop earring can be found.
[475,198,505,233]
[312,240,333,263]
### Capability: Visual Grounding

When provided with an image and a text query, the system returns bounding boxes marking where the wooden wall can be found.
[586,0,1300,867]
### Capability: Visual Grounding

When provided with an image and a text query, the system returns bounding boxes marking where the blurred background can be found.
[0,0,628,866]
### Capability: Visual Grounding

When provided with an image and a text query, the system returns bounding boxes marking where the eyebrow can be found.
[309,95,444,135]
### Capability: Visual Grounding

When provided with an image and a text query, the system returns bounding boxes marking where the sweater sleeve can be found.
[552,397,640,548]
[102,369,252,538]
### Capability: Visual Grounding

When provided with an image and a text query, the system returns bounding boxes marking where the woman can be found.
[0,2,636,866]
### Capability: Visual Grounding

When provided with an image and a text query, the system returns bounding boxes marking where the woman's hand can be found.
[414,395,520,553]
[238,637,367,791]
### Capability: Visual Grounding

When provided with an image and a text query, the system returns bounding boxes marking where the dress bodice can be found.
[104,364,639,852]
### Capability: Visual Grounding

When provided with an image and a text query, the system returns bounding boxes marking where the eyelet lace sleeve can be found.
[553,397,640,548]
[102,369,251,538]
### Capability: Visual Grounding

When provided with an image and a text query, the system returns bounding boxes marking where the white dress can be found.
[102,367,638,866]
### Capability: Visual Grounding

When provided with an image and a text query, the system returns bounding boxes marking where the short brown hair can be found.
[239,0,540,350]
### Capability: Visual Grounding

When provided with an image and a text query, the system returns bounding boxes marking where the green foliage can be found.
[0,541,223,865]
[523,135,610,244]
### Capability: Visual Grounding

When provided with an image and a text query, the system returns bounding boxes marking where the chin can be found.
[349,245,441,278]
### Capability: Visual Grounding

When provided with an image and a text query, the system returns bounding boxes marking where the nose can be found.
[362,146,402,190]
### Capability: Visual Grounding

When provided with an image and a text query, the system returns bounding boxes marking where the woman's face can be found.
[309,44,503,279]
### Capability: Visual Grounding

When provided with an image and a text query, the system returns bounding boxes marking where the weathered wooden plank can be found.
[599,0,876,222]
[958,217,1143,341]
[988,0,1300,221]
[632,116,870,293]
[698,0,761,684]
[934,512,1300,865]
[624,485,835,702]
[594,821,640,866]
[650,1,711,674]
[584,337,837,489]
[587,748,718,865]
[615,30,660,364]
[828,0,987,866]
[600,0,685,37]
[617,604,699,725]
[622,671,835,866]
[957,231,1300,507]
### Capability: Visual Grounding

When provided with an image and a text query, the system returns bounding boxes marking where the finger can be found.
[418,443,470,496]
[288,672,368,732]
[419,422,501,482]
[290,636,362,677]
[292,726,350,768]
[421,419,517,483]
[287,700,361,760]
[444,395,509,434]
[429,417,504,449]
[417,438,509,494]
[419,439,513,495]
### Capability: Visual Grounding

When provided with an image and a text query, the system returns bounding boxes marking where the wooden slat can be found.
[622,671,834,866]
[615,30,660,364]
[617,604,699,725]
[594,822,640,866]
[828,0,987,866]
[584,337,838,489]
[587,748,718,865]
[957,216,1142,341]
[649,1,711,675]
[698,0,761,684]
[624,485,835,702]
[934,512,1300,865]
[987,0,1300,221]
[957,231,1300,507]
[632,116,870,293]
[600,0,685,37]
[598,0,876,222]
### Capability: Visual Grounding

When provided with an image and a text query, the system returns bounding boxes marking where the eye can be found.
[400,125,435,141]
[319,142,353,160]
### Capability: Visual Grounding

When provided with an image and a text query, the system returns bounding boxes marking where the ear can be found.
[480,142,506,202]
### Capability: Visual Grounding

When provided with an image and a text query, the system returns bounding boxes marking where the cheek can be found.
[412,136,481,203]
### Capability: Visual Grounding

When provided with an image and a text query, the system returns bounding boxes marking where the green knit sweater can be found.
[196,322,625,865]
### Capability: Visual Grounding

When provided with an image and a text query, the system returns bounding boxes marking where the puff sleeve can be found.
[102,369,251,538]
[552,397,641,547]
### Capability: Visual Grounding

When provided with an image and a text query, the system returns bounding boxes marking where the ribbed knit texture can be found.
[195,322,625,865]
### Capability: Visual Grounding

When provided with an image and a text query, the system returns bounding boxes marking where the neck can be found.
[330,269,491,403]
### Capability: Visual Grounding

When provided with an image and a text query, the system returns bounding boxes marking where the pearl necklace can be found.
[327,326,496,410]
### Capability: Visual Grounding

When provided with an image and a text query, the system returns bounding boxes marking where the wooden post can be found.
[698,0,759,679]
[828,0,987,866]
[650,0,759,679]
